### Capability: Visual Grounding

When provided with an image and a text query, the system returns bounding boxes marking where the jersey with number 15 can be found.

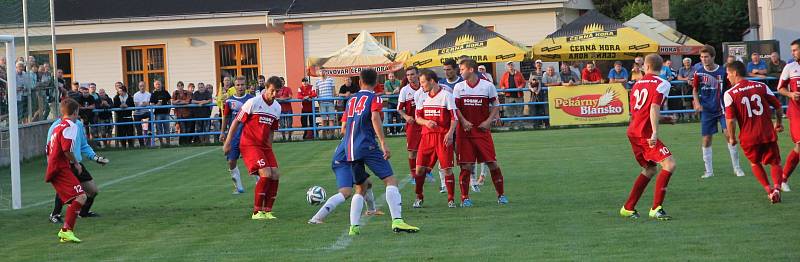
[627,74,671,138]
[339,90,384,161]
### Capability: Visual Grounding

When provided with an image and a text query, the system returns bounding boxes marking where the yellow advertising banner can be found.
[548,83,630,126]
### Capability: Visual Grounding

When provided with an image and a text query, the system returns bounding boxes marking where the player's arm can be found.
[766,89,784,131]
[60,127,82,173]
[648,102,661,147]
[723,91,739,144]
[691,73,702,111]
[371,112,391,160]
[223,118,239,154]
[479,98,501,131]
[777,67,800,100]
[445,109,458,146]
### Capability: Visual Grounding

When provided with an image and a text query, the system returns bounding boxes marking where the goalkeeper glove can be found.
[93,155,110,165]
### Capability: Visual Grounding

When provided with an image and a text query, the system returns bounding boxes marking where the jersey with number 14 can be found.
[338,90,383,161]
[724,80,780,146]
[627,74,671,138]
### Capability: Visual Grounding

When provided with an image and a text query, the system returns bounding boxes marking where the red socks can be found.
[414,170,426,200]
[445,174,456,202]
[63,200,83,231]
[652,170,673,209]
[459,169,471,201]
[751,164,772,193]
[263,179,279,212]
[624,174,650,211]
[408,158,416,177]
[254,177,267,213]
[784,150,798,182]
[490,168,505,197]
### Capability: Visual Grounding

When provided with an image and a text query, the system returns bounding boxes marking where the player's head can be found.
[234,76,246,96]
[359,68,378,90]
[405,66,419,85]
[419,69,439,92]
[459,58,479,81]
[264,76,281,99]
[700,45,716,66]
[791,39,800,61]
[644,54,663,75]
[442,58,458,79]
[725,60,747,84]
[60,98,80,118]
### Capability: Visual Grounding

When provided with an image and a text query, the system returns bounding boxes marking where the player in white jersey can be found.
[777,39,800,192]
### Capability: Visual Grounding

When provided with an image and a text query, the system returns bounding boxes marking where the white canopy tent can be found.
[306,31,410,77]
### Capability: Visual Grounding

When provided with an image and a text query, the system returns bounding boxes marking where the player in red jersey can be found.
[725,61,785,203]
[411,69,459,208]
[397,67,423,179]
[223,76,283,220]
[453,58,507,206]
[777,39,800,192]
[46,99,87,243]
[619,54,677,220]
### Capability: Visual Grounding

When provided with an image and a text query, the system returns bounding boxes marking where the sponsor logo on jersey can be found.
[463,98,484,106]
[258,116,275,125]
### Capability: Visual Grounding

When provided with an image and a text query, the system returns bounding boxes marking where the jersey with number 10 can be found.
[339,90,384,161]
[724,80,780,146]
[627,74,671,138]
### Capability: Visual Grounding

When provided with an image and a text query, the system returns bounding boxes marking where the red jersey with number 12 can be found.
[724,80,780,146]
[627,74,670,138]
[46,118,78,181]
[416,89,458,134]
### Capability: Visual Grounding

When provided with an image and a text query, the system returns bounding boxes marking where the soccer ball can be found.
[306,186,326,205]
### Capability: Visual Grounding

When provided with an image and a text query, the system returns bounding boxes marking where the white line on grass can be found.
[22,148,216,209]
[326,176,411,251]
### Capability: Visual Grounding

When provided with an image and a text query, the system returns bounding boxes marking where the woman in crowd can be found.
[113,84,136,148]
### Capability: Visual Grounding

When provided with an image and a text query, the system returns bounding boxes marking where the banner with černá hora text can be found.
[548,83,629,126]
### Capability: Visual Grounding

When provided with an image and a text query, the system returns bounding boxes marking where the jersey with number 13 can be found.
[339,90,384,161]
[627,74,671,138]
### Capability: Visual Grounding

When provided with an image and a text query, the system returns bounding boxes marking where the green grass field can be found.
[1,123,798,261]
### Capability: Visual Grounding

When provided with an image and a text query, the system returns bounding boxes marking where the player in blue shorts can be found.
[692,45,745,178]
[219,79,254,194]
[310,69,418,235]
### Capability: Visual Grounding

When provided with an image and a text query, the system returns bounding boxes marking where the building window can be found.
[348,32,396,49]
[30,49,74,84]
[215,40,260,85]
[122,45,167,93]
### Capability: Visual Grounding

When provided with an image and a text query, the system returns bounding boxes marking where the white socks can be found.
[311,192,345,221]
[439,168,446,187]
[230,167,243,190]
[350,194,364,226]
[385,185,402,220]
[364,187,376,212]
[728,143,742,171]
[702,146,713,174]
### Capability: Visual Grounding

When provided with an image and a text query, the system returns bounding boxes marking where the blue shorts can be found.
[700,112,726,136]
[332,146,393,189]
[226,137,241,161]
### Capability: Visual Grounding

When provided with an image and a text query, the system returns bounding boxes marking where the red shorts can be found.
[240,146,278,175]
[416,133,454,169]
[741,142,781,165]
[406,128,422,151]
[628,137,671,167]
[456,134,497,164]
[49,169,85,203]
[790,119,800,143]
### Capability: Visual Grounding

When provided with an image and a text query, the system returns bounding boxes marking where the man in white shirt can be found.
[132,81,151,146]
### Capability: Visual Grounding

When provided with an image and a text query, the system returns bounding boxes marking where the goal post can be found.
[1,35,22,209]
